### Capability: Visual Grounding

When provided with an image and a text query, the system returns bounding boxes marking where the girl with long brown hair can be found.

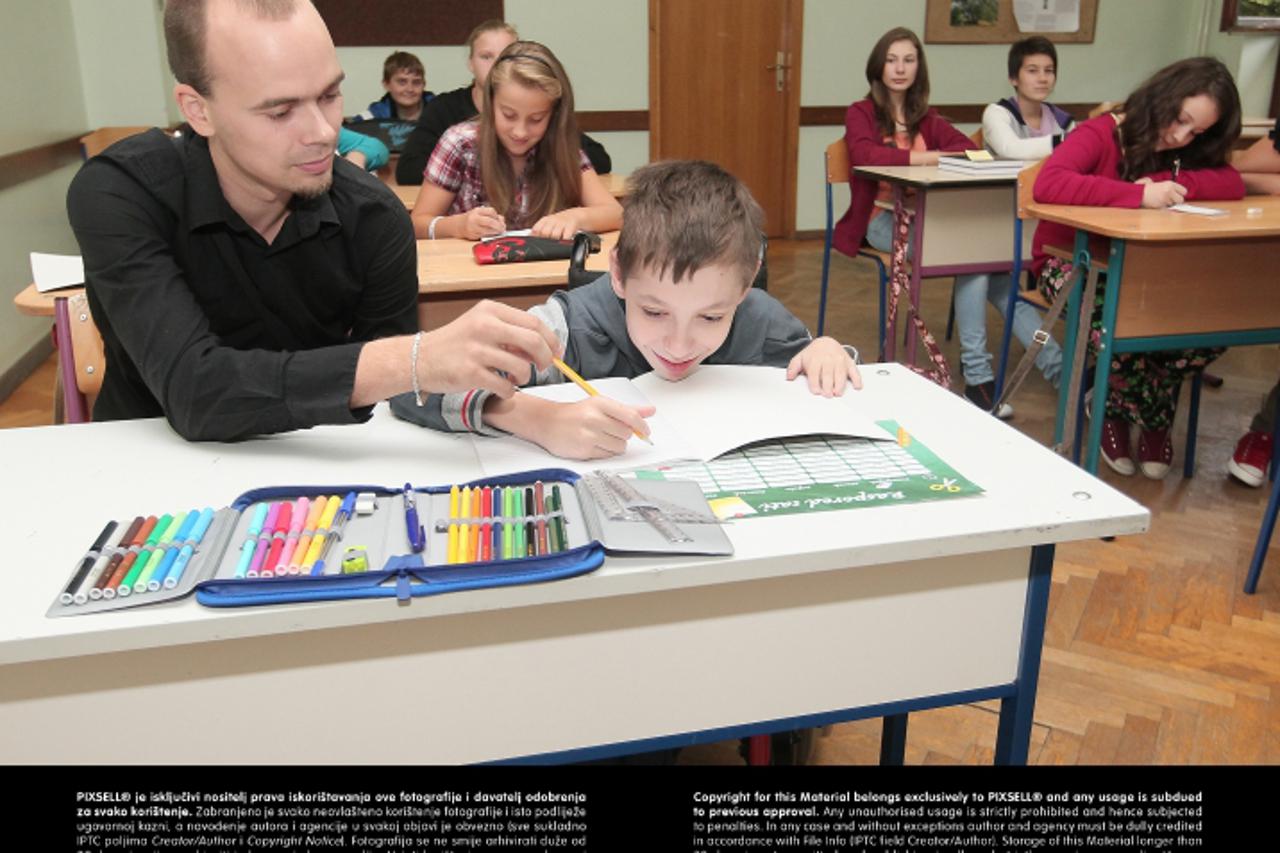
[412,40,621,241]
[1032,56,1245,478]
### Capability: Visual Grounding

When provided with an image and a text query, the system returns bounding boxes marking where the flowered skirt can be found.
[1038,257,1221,430]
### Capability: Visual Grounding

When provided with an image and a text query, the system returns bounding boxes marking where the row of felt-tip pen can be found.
[446,481,569,564]
[60,508,216,605]
[234,492,355,578]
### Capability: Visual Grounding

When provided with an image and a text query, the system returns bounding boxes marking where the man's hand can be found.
[418,300,560,398]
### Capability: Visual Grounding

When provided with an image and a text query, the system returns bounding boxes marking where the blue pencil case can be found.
[49,468,732,616]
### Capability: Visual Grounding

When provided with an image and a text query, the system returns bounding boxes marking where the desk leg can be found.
[879,714,908,765]
[993,543,1054,766]
[1083,241,1126,475]
[1053,232,1087,448]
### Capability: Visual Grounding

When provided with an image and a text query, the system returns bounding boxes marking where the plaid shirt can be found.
[424,118,592,228]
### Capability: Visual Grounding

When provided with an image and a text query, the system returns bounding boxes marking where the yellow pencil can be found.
[447,484,460,564]
[552,358,653,445]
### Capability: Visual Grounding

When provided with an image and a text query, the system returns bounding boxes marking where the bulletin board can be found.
[312,1,505,46]
[925,0,1098,44]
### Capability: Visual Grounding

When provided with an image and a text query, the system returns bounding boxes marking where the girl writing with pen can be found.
[410,41,622,241]
[1031,57,1245,479]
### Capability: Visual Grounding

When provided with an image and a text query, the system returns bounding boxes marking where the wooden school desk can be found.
[851,165,1031,367]
[416,232,617,330]
[0,363,1146,765]
[1025,196,1280,475]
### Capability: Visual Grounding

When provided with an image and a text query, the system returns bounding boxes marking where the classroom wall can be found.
[70,0,172,129]
[0,0,89,386]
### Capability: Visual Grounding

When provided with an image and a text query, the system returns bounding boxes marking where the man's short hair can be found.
[383,50,424,82]
[164,0,300,96]
[615,160,764,289]
[1008,36,1058,80]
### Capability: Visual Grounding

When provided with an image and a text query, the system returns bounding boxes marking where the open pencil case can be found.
[47,468,731,616]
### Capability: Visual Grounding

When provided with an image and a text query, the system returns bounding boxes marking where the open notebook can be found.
[471,365,893,477]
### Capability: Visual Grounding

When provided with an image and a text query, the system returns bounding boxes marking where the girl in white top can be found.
[982,36,1075,160]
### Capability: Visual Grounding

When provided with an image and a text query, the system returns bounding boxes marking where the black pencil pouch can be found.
[48,468,731,616]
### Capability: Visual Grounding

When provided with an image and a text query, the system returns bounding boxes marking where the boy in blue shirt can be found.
[395,159,862,458]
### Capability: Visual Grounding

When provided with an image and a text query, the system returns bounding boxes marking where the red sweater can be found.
[1031,114,1246,272]
[832,99,977,256]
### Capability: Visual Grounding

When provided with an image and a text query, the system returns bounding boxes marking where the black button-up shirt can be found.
[67,129,418,441]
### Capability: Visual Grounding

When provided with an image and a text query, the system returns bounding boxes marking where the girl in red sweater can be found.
[835,28,1057,418]
[1032,57,1244,478]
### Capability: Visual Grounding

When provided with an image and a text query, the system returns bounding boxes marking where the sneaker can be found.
[1100,417,1135,476]
[1137,427,1173,480]
[1228,430,1272,488]
[964,381,1014,420]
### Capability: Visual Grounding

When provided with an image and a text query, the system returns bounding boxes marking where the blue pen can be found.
[312,492,357,576]
[234,502,270,578]
[149,509,199,591]
[404,483,425,553]
[165,507,215,589]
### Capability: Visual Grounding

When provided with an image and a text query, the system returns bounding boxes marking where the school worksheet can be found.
[469,365,982,518]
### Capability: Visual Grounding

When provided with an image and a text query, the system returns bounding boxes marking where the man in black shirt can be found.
[68,0,557,442]
[394,21,611,186]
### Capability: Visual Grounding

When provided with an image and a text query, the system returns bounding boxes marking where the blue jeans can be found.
[866,212,1062,388]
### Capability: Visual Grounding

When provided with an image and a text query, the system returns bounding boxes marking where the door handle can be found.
[765,50,791,92]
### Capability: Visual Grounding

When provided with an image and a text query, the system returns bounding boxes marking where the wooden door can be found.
[649,0,803,238]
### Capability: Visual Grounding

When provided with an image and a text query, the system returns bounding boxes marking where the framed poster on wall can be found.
[312,0,504,45]
[925,0,1098,44]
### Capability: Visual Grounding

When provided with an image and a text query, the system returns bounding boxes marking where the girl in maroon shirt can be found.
[1032,57,1245,478]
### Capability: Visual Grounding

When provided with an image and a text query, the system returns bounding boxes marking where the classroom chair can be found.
[59,290,105,423]
[996,160,1206,477]
[79,127,152,160]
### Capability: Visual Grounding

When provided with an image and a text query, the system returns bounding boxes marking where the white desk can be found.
[0,364,1147,764]
[852,165,1033,368]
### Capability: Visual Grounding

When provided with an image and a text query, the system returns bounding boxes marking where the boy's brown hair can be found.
[615,160,764,289]
[383,50,424,82]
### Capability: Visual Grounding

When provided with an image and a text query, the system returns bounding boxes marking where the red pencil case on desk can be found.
[47,468,730,615]
[472,231,601,265]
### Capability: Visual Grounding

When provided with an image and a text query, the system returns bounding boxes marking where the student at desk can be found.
[394,160,861,460]
[394,20,611,186]
[1032,57,1244,478]
[66,0,559,442]
[1227,123,1280,487]
[835,27,1034,419]
[410,41,621,242]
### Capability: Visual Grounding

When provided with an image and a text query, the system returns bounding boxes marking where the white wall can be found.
[1,0,88,379]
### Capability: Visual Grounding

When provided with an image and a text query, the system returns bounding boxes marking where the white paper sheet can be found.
[1169,204,1227,217]
[30,253,85,292]
[632,365,892,461]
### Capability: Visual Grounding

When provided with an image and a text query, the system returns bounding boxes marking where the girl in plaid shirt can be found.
[411,41,622,241]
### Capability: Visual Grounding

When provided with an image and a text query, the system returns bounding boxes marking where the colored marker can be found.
[247,502,282,577]
[312,493,357,575]
[524,487,536,557]
[534,481,549,556]
[469,488,482,562]
[479,486,492,562]
[276,497,309,575]
[119,515,167,595]
[491,486,502,560]
[104,514,152,599]
[502,487,514,560]
[447,485,460,564]
[289,496,328,572]
[234,502,271,578]
[146,507,198,589]
[513,487,525,558]
[459,487,472,564]
[61,521,118,605]
[136,512,185,592]
[404,483,425,553]
[95,516,143,597]
[261,501,293,576]
[303,495,343,574]
[552,485,568,551]
[166,507,215,589]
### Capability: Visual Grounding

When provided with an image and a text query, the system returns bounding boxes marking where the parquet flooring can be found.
[3,240,1278,765]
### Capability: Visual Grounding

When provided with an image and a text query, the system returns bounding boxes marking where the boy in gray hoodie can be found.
[394,160,861,458]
